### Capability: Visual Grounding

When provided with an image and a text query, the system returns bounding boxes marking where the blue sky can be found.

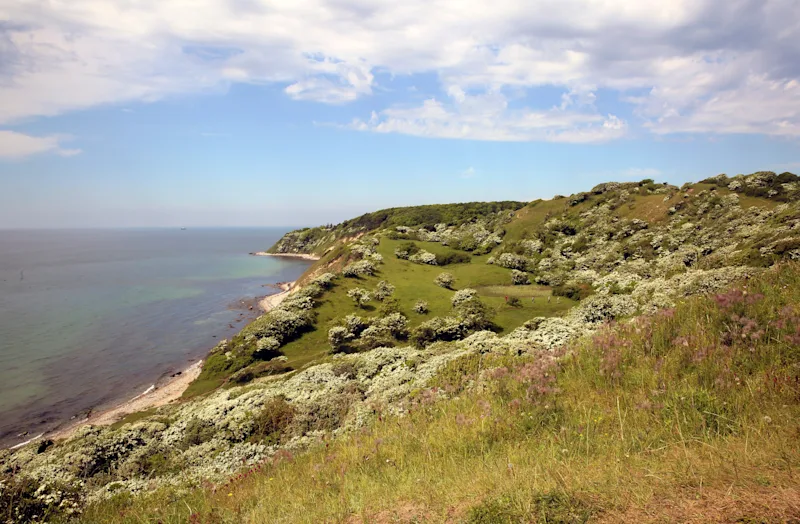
[1,1,799,228]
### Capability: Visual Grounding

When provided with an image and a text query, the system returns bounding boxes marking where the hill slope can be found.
[2,171,799,523]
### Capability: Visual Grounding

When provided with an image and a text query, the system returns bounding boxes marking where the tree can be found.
[347,288,372,308]
[373,280,395,301]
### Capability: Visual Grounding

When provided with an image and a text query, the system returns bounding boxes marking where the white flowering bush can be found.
[252,308,310,343]
[375,312,409,338]
[496,253,529,270]
[328,326,350,351]
[347,288,372,308]
[434,272,454,288]
[394,248,410,260]
[511,269,530,285]
[409,250,438,265]
[413,300,429,314]
[343,260,376,277]
[373,280,395,301]
[256,336,281,353]
[451,288,478,308]
[311,273,336,289]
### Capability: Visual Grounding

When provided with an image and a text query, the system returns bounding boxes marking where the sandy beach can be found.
[251,251,320,261]
[43,360,204,442]
[259,281,295,312]
[38,282,299,445]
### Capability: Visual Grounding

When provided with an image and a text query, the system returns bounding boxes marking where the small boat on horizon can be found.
[180,227,187,230]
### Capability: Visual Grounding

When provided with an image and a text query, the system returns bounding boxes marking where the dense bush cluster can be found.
[702,171,800,202]
[328,312,410,352]
[411,289,494,347]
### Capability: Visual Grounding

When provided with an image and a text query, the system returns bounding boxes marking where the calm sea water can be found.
[0,228,312,448]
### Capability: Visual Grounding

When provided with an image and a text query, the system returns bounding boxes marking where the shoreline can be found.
[44,360,204,442]
[17,282,299,448]
[259,281,295,312]
[251,251,320,261]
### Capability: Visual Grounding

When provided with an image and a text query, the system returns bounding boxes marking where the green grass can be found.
[276,238,573,366]
[501,199,569,243]
[109,408,159,430]
[81,263,800,523]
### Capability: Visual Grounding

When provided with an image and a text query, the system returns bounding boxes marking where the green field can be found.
[277,237,575,370]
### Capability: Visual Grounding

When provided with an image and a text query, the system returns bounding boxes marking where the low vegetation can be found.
[79,262,800,523]
[3,171,799,522]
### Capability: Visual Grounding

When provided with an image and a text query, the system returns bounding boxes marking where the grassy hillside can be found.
[266,201,526,257]
[82,262,800,523]
[275,238,575,368]
[3,171,799,523]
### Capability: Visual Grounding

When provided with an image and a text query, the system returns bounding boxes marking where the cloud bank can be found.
[1,0,799,144]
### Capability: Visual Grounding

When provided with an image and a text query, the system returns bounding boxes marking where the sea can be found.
[0,228,312,448]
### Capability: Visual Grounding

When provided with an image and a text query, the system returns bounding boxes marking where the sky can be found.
[1,0,800,228]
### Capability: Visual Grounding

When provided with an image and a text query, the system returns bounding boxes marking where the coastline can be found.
[44,360,204,442]
[36,282,300,445]
[251,251,320,261]
[259,281,295,312]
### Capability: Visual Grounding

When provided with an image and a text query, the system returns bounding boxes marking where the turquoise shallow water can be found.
[0,228,312,447]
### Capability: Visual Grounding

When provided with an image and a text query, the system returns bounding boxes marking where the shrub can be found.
[343,260,376,277]
[373,280,395,301]
[378,297,401,316]
[496,253,529,270]
[414,300,429,314]
[344,314,367,336]
[452,288,478,308]
[182,418,216,448]
[436,251,471,265]
[507,296,521,307]
[409,250,438,265]
[251,397,295,444]
[552,282,593,301]
[435,272,455,289]
[511,269,530,285]
[397,241,420,256]
[328,326,350,352]
[251,308,311,344]
[311,272,336,288]
[376,312,409,338]
[0,474,79,523]
[411,316,471,346]
[356,325,395,350]
[255,336,281,358]
[347,288,372,308]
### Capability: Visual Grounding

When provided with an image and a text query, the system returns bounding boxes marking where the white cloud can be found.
[0,131,81,159]
[460,167,477,179]
[0,0,799,140]
[348,90,627,143]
